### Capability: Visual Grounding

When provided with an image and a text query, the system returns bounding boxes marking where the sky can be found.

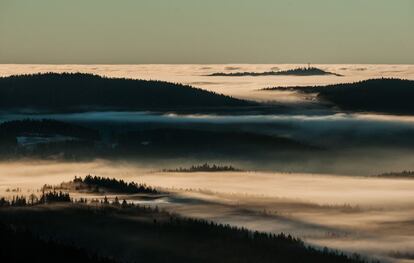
[0,0,413,64]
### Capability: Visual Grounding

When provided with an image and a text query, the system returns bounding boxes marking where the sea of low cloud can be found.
[1,64,413,102]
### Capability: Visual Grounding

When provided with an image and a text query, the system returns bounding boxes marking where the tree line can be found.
[0,190,71,207]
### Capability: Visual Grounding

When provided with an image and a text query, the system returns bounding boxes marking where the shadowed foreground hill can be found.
[0,73,254,112]
[0,223,116,263]
[264,78,414,114]
[0,202,372,263]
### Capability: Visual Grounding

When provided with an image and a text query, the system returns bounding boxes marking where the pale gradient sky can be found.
[0,0,413,64]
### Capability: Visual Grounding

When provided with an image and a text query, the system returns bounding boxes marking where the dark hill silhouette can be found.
[116,128,318,157]
[0,120,318,160]
[208,67,342,77]
[0,73,254,112]
[263,78,414,115]
[0,200,372,263]
[0,119,99,140]
[0,119,100,159]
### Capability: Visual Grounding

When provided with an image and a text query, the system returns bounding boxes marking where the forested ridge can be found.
[0,187,374,263]
[0,73,253,111]
[264,78,414,114]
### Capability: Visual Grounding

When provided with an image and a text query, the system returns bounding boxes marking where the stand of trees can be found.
[70,175,160,194]
[39,191,71,203]
[163,163,241,172]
